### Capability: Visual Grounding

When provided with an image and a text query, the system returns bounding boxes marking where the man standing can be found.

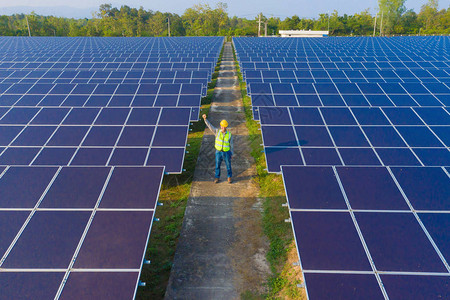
[202,114,233,183]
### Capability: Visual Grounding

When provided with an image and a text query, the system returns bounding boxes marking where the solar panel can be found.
[234,36,450,299]
[0,36,224,298]
[0,106,190,173]
[283,165,449,298]
[253,102,449,171]
[0,166,163,297]
[0,82,204,120]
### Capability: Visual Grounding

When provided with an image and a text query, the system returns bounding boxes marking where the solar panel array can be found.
[234,36,450,299]
[0,36,223,299]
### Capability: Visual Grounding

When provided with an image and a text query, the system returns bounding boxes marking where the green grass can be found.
[233,43,303,299]
[135,44,223,300]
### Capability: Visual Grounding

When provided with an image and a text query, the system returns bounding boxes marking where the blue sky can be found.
[0,0,446,19]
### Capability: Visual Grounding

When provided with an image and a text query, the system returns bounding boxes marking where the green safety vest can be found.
[215,131,231,152]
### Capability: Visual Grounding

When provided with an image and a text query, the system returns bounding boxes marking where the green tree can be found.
[0,15,14,35]
[148,12,167,36]
[378,0,406,34]
[398,9,420,34]
[267,17,281,35]
[136,7,151,36]
[328,10,345,35]
[168,14,186,36]
[0,3,449,37]
[116,5,137,36]
[280,15,301,30]
[435,8,450,34]
[314,13,329,30]
[26,12,41,36]
[347,10,373,35]
[182,3,229,36]
[418,0,439,31]
[420,7,450,34]
[298,18,315,30]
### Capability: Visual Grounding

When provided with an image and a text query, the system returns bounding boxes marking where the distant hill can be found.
[1,6,96,19]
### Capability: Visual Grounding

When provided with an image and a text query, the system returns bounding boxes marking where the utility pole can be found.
[258,13,261,37]
[26,15,31,37]
[167,18,171,37]
[264,21,268,37]
[327,11,330,33]
[380,12,383,36]
[373,13,377,37]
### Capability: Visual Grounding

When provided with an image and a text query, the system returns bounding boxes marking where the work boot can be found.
[214,178,219,184]
[228,177,232,184]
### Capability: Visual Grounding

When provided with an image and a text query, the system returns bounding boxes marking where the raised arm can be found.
[202,114,218,135]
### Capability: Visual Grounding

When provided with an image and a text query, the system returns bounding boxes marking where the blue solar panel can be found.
[0,165,163,297]
[305,273,384,299]
[1,272,65,300]
[282,166,346,209]
[235,36,450,299]
[293,83,316,94]
[291,211,372,270]
[295,126,333,147]
[60,272,139,299]
[351,107,390,125]
[0,106,192,172]
[381,274,450,300]
[357,212,445,272]
[0,36,223,298]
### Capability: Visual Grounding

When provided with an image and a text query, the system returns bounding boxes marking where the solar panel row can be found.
[234,36,448,57]
[283,165,449,299]
[0,83,203,122]
[1,82,205,94]
[243,69,450,85]
[0,36,223,99]
[0,36,224,299]
[0,62,216,71]
[1,68,210,78]
[258,106,449,172]
[235,36,450,88]
[234,36,449,299]
[0,107,190,173]
[0,36,223,58]
[0,165,163,299]
[1,72,209,93]
[248,82,450,109]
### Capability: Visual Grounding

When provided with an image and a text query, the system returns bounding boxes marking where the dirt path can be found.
[165,42,270,299]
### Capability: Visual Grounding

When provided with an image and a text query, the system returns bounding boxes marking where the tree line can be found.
[0,0,448,37]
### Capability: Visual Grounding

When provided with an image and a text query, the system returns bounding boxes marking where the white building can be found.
[279,30,329,37]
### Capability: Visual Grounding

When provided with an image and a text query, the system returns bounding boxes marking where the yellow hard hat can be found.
[220,119,228,127]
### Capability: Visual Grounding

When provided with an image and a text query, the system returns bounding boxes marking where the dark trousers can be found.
[215,150,232,178]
